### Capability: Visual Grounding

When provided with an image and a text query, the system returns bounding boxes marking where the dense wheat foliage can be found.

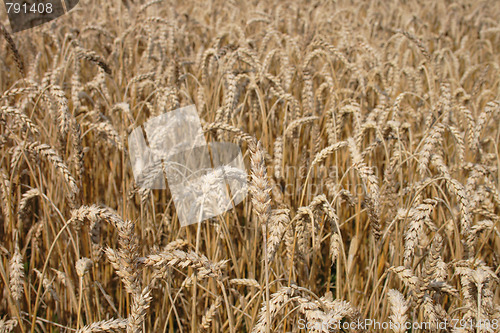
[1,0,500,331]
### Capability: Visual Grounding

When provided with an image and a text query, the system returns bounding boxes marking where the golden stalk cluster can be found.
[0,0,499,332]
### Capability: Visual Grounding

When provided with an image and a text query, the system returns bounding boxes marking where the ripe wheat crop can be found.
[0,0,499,332]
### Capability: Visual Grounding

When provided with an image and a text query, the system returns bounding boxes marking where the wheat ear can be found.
[0,23,24,75]
[9,243,24,304]
[77,318,128,333]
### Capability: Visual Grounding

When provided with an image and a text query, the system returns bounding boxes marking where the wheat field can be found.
[0,0,500,332]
